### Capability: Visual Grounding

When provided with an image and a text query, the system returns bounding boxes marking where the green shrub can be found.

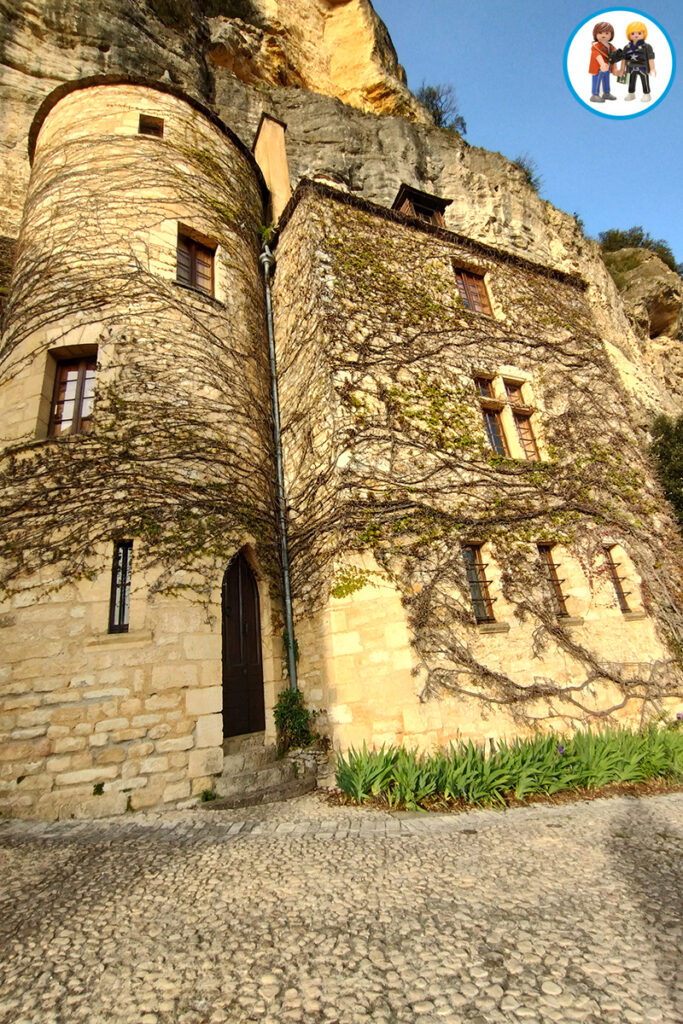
[273,688,315,753]
[335,721,683,809]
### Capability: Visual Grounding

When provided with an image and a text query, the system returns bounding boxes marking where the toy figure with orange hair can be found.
[588,21,617,103]
[613,21,656,102]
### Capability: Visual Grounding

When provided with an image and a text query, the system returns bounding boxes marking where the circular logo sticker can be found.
[564,7,675,118]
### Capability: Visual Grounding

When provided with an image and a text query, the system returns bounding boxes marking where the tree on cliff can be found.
[416,82,467,135]
[599,226,682,277]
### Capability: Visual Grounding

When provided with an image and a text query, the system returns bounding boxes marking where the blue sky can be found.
[372,1,682,263]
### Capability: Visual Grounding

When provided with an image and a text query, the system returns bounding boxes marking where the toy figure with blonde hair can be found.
[588,21,617,102]
[614,21,656,102]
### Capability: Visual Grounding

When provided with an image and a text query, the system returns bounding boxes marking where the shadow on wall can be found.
[605,803,682,1012]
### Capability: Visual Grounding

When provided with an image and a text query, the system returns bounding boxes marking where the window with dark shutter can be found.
[49,356,97,437]
[455,270,493,316]
[176,232,215,296]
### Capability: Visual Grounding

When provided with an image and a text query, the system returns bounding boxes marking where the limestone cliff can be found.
[0,0,680,415]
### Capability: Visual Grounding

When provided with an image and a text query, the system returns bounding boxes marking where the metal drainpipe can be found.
[259,243,298,691]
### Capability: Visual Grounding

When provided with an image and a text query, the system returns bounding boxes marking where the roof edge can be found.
[277,179,587,290]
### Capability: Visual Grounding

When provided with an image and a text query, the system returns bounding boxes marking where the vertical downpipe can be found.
[260,244,298,691]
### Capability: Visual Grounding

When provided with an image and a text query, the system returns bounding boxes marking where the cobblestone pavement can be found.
[0,792,681,1024]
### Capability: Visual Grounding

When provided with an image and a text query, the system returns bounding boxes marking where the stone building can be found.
[1,2,682,819]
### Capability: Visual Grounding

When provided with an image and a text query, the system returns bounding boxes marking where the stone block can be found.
[139,755,169,775]
[163,780,191,803]
[55,766,118,786]
[156,736,193,753]
[94,717,129,734]
[188,746,223,778]
[195,713,222,749]
[130,785,165,811]
[185,686,221,716]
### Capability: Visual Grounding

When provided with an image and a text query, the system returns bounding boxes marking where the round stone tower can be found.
[0,78,281,819]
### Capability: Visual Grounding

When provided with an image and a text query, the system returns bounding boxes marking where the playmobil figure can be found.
[615,21,656,102]
[588,21,617,102]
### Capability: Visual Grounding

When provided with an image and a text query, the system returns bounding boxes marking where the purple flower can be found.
[677,712,683,720]
[557,744,565,756]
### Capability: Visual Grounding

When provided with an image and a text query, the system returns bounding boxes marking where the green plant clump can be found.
[335,721,683,811]
[650,412,683,532]
[274,688,315,753]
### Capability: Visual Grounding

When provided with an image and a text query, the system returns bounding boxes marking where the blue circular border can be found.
[563,7,676,119]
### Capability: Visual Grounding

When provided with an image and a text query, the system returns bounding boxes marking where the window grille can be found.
[513,412,540,460]
[49,356,96,437]
[109,541,133,634]
[604,546,631,613]
[462,545,496,623]
[538,544,569,617]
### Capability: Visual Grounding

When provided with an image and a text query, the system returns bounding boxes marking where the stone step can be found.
[207,772,317,810]
[222,730,268,756]
[222,747,280,775]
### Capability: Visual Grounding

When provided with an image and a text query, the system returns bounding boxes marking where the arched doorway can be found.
[221,551,266,738]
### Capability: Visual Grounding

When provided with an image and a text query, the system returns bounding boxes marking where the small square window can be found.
[455,270,493,316]
[139,114,164,138]
[177,231,216,296]
[109,541,133,634]
[49,356,97,437]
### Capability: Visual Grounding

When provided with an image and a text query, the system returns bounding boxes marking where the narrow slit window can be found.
[538,544,569,617]
[49,356,97,437]
[462,545,496,623]
[139,114,164,138]
[176,232,215,296]
[604,546,631,613]
[109,541,133,634]
[455,270,493,316]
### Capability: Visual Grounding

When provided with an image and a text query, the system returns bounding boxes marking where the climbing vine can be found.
[273,187,683,725]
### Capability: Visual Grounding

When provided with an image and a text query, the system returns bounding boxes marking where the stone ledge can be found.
[477,622,510,635]
[85,630,153,650]
[171,279,226,309]
[622,611,648,621]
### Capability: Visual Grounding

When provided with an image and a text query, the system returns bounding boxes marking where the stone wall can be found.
[0,82,285,820]
[272,184,683,751]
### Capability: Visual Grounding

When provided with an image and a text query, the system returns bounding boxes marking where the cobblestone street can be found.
[0,793,681,1024]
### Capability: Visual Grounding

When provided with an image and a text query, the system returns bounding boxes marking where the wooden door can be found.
[222,552,266,738]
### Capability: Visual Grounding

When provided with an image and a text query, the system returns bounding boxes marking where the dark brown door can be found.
[222,552,266,738]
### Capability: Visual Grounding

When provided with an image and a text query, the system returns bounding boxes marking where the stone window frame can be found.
[47,352,97,438]
[473,371,542,462]
[109,541,133,634]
